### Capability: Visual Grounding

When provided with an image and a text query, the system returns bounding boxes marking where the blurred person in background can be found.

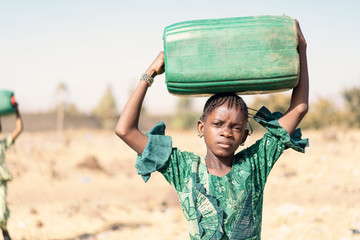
[0,103,23,240]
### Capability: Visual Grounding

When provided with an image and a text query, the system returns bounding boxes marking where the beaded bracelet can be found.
[140,73,154,87]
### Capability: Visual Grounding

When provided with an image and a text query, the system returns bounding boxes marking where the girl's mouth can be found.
[218,142,231,149]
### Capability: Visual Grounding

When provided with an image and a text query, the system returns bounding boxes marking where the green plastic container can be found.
[0,90,16,116]
[163,15,299,96]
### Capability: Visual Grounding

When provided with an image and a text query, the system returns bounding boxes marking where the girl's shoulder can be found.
[171,148,201,164]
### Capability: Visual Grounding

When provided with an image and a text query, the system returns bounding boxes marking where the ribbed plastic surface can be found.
[0,90,15,115]
[163,15,299,96]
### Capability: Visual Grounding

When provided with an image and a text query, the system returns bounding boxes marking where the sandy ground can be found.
[3,127,360,240]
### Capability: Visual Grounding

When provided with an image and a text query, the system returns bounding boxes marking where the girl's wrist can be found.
[145,68,156,78]
[140,72,154,87]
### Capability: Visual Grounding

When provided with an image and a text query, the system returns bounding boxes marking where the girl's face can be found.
[198,101,248,162]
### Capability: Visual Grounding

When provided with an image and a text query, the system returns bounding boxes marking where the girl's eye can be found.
[212,122,221,127]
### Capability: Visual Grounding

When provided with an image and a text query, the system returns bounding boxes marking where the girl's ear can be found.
[241,129,249,144]
[197,120,204,137]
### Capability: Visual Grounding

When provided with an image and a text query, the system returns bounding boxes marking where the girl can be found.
[115,21,309,240]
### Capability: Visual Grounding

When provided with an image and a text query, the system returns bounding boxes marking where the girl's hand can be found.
[145,51,165,78]
[295,20,307,50]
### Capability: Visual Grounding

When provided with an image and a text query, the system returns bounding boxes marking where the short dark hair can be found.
[200,93,248,122]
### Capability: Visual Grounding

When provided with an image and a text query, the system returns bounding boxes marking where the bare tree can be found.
[54,82,68,132]
[92,85,118,129]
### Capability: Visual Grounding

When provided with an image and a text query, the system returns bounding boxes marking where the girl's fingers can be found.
[153,51,165,74]
[295,19,307,46]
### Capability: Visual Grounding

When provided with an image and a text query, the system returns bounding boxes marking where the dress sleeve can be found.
[0,135,14,182]
[4,135,14,150]
[135,121,194,192]
[135,121,172,183]
[254,106,309,153]
[246,106,309,190]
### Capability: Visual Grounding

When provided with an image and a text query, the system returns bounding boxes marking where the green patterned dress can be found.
[0,135,14,229]
[136,107,308,240]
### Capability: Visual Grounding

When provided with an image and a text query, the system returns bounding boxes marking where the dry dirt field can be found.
[3,127,360,240]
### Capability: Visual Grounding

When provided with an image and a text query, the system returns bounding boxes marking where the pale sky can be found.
[1,0,359,114]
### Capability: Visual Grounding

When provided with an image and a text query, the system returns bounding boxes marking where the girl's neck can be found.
[205,154,233,177]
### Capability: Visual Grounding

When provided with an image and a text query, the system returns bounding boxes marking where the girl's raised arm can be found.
[278,20,309,134]
[115,51,165,155]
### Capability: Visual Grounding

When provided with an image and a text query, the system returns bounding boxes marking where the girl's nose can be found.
[221,126,232,137]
